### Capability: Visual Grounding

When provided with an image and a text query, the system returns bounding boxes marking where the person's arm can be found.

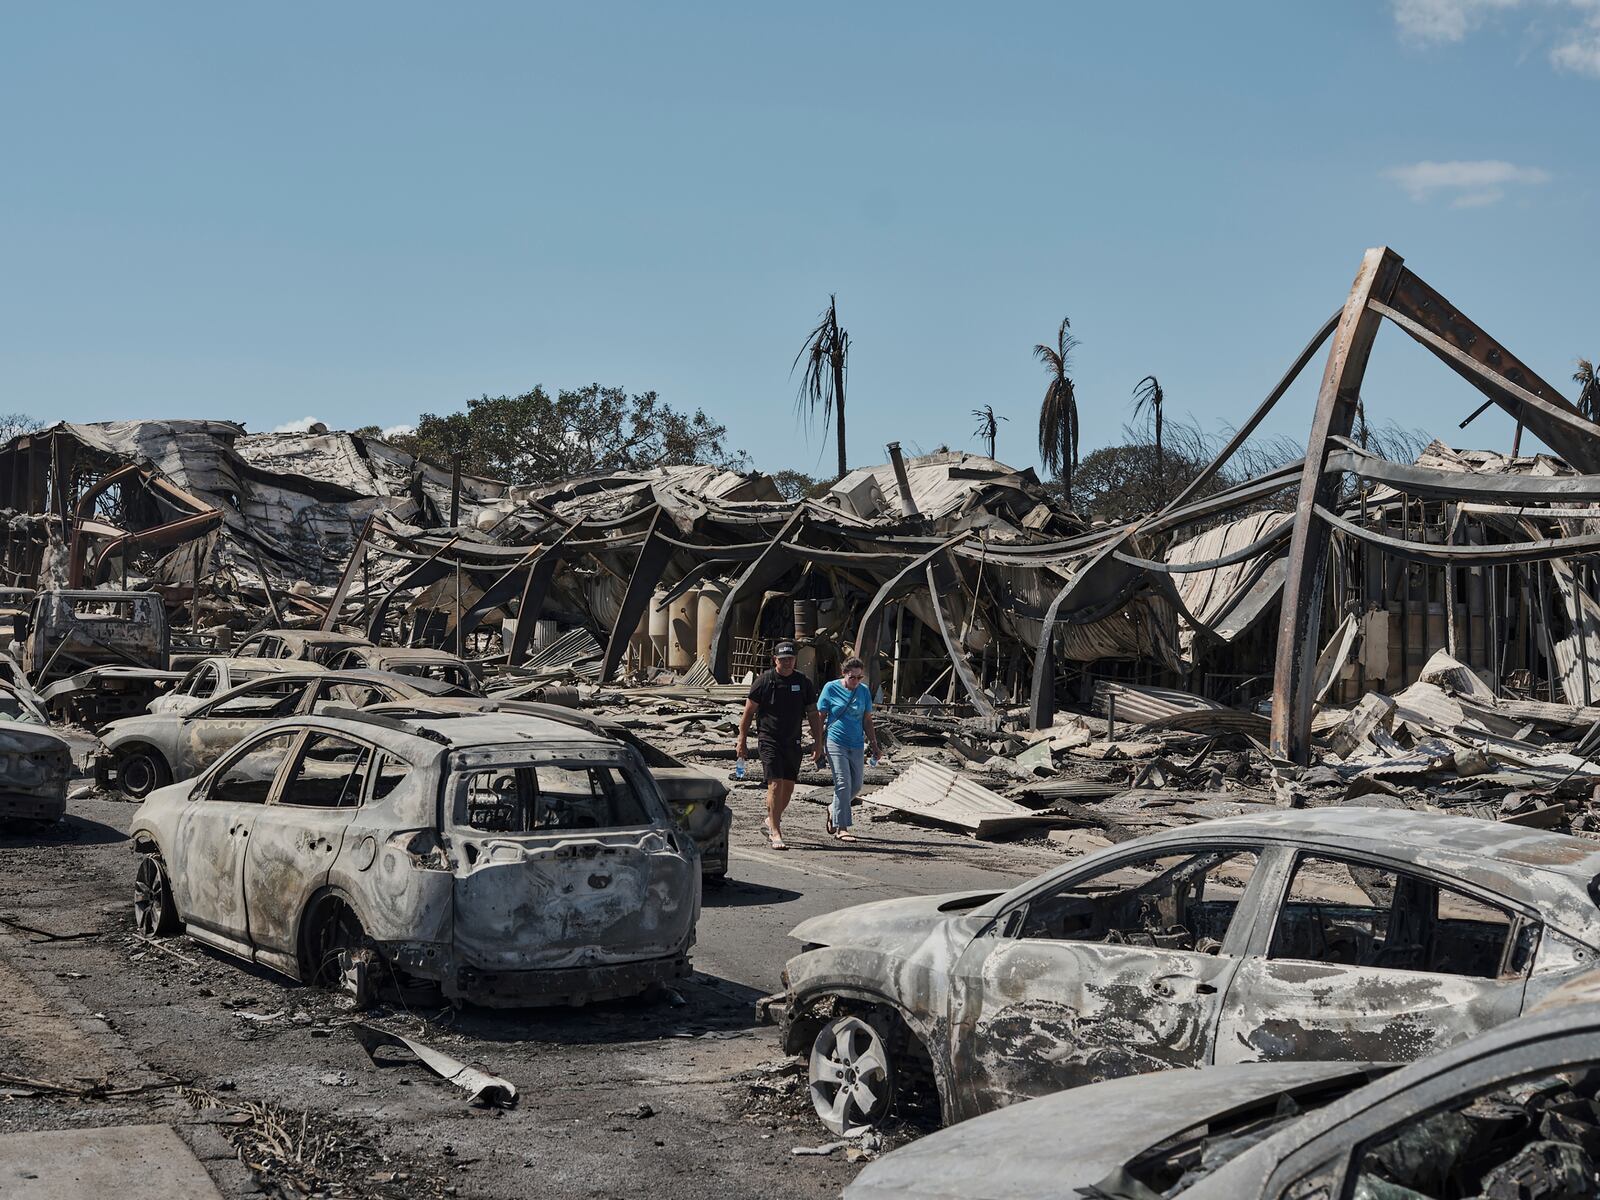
[812,684,830,762]
[864,709,880,759]
[737,698,758,758]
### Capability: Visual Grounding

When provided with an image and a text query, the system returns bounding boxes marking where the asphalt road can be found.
[0,773,1062,1199]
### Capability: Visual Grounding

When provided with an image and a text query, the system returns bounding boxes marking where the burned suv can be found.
[130,709,700,1007]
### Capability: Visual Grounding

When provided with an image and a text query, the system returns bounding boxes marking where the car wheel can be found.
[117,747,170,799]
[306,899,374,1005]
[134,854,180,936]
[809,1014,896,1135]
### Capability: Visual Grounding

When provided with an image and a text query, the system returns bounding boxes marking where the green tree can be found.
[794,295,850,479]
[772,469,828,500]
[1035,317,1080,505]
[406,386,744,483]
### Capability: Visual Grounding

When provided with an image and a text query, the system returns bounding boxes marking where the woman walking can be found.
[816,657,879,842]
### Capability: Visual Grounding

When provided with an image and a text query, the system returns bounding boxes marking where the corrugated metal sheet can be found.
[1092,681,1228,726]
[1169,510,1291,645]
[863,760,1072,838]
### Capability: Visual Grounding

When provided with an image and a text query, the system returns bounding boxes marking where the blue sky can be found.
[4,2,1597,477]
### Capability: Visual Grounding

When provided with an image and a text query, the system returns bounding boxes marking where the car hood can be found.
[0,719,71,755]
[845,1061,1382,1200]
[100,715,169,742]
[790,890,1002,953]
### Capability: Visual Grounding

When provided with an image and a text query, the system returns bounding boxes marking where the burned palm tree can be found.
[1132,375,1165,492]
[1576,358,1600,423]
[794,295,851,479]
[1035,317,1080,504]
[971,404,1007,459]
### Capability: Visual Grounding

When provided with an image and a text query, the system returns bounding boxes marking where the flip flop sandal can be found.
[826,815,835,835]
[834,830,858,842]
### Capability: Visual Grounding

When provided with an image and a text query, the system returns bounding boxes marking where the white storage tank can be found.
[667,587,699,671]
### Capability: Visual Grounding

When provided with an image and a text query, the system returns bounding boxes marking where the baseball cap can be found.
[773,641,798,657]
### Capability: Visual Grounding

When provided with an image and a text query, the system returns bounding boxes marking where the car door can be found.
[172,729,302,946]
[947,842,1267,1119]
[245,731,373,960]
[1212,850,1534,1068]
[180,677,309,773]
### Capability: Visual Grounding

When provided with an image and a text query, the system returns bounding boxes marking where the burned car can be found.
[0,680,73,824]
[129,709,700,1007]
[234,629,373,664]
[366,697,733,881]
[776,808,1600,1135]
[96,669,464,797]
[148,656,325,715]
[323,645,483,694]
[23,589,180,727]
[845,976,1600,1200]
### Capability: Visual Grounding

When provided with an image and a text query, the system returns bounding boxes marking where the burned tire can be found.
[304,898,374,1005]
[134,853,180,936]
[808,1014,897,1135]
[116,747,170,800]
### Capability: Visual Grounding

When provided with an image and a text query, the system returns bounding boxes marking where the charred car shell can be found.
[128,709,700,1007]
[848,973,1600,1199]
[0,682,72,823]
[777,807,1600,1134]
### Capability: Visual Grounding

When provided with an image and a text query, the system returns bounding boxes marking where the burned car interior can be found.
[456,762,654,834]
[1267,856,1526,982]
[1017,848,1259,952]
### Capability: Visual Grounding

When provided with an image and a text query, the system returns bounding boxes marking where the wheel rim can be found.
[121,754,157,798]
[809,1015,893,1135]
[312,904,365,986]
[134,858,163,935]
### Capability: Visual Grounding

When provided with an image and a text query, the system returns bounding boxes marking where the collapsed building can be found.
[5,246,1600,821]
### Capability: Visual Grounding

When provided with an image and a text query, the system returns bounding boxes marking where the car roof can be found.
[286,710,621,754]
[254,629,371,646]
[360,647,469,663]
[195,656,324,675]
[1131,807,1600,884]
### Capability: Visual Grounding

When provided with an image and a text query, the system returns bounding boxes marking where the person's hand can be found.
[812,744,825,766]
[736,737,748,760]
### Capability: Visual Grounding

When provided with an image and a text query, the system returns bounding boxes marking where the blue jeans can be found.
[826,743,864,830]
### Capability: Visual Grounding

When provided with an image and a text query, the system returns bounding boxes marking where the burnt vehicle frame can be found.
[775,808,1600,1134]
[129,708,701,1007]
[845,978,1600,1200]
[0,679,73,824]
[96,668,465,798]
[366,695,734,881]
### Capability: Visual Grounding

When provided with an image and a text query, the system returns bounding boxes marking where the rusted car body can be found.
[776,808,1600,1134]
[148,656,325,715]
[324,645,483,694]
[846,976,1600,1199]
[366,696,733,880]
[129,709,700,1006]
[234,629,373,664]
[0,681,73,823]
[95,669,464,797]
[21,589,176,727]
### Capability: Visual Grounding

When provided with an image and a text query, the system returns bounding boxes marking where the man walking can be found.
[736,642,823,850]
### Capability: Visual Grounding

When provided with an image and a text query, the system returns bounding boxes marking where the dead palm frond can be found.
[793,295,850,479]
[1036,317,1080,504]
[1132,375,1165,498]
[1576,358,1600,423]
[971,404,1007,459]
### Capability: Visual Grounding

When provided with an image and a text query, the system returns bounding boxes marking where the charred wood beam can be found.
[706,507,808,682]
[600,509,675,683]
[1272,247,1405,763]
[507,524,584,667]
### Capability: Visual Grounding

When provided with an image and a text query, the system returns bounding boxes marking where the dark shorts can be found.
[758,736,803,783]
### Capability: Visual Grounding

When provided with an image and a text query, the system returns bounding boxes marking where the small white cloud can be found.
[1552,23,1600,74]
[381,423,416,439]
[271,415,324,433]
[1391,0,1524,44]
[1383,159,1551,207]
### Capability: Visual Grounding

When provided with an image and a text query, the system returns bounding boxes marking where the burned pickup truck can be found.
[130,708,700,1007]
[22,589,181,728]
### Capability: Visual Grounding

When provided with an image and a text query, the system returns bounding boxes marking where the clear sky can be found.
[4,2,1597,477]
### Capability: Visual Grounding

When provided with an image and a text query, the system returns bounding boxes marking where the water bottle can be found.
[734,758,746,781]
[868,755,878,768]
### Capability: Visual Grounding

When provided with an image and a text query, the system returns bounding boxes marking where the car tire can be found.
[134,853,180,936]
[117,747,170,800]
[808,1013,897,1135]
[305,898,375,1006]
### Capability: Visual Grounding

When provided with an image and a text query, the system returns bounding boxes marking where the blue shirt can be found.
[817,680,872,749]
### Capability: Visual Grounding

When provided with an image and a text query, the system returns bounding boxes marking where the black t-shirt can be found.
[747,668,817,742]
